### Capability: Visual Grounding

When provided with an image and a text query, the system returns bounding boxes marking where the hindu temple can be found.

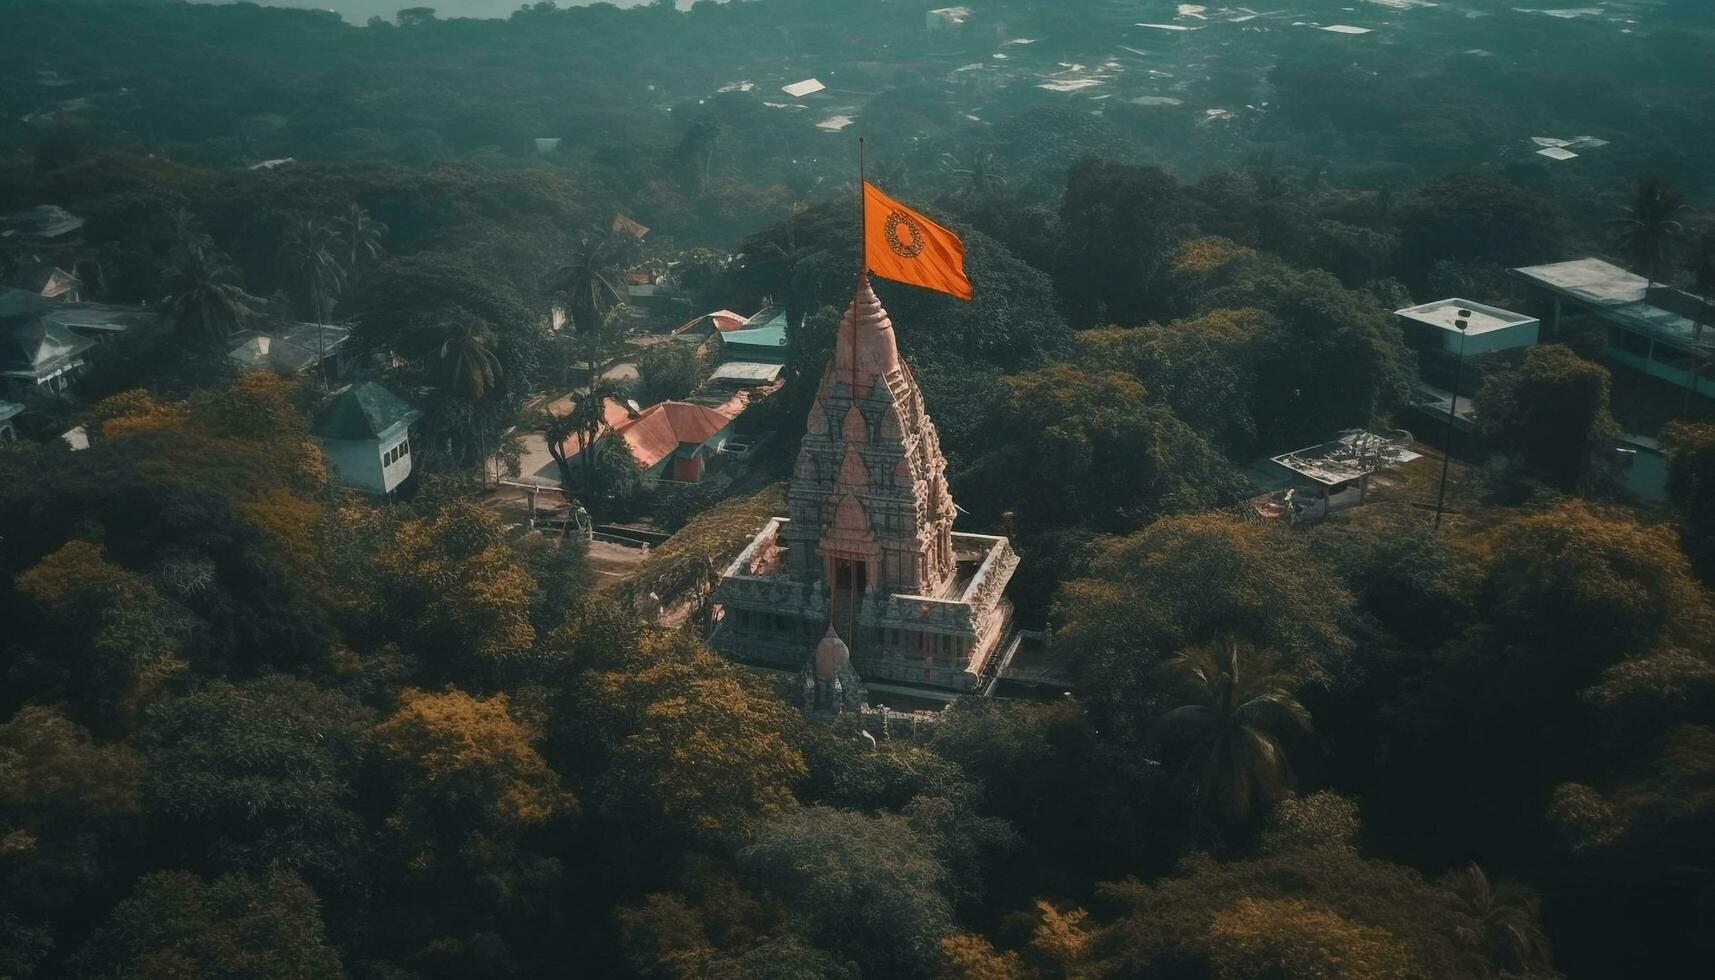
[710,277,1018,697]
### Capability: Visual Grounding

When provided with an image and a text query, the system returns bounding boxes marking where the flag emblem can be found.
[884,211,926,258]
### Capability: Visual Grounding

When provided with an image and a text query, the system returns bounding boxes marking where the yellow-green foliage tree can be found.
[1053,513,1354,739]
[1206,898,1415,980]
[12,540,185,725]
[959,366,1246,534]
[1476,345,1621,491]
[1470,500,1715,674]
[1084,851,1518,979]
[0,706,144,978]
[377,686,574,837]
[4,374,340,687]
[1664,421,1715,582]
[140,676,375,879]
[374,502,537,668]
[1075,306,1272,453]
[586,631,805,842]
[71,870,346,979]
[371,686,574,973]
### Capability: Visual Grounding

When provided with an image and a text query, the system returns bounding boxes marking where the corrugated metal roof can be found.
[722,319,788,349]
[313,382,421,441]
[564,400,731,469]
[710,361,784,384]
[1,319,94,379]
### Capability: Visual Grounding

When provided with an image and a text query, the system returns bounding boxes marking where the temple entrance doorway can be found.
[831,558,867,645]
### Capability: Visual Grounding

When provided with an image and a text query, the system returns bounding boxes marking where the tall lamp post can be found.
[1433,311,1471,530]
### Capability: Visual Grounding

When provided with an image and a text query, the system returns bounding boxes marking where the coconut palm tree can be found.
[554,229,633,338]
[1150,637,1312,827]
[564,378,628,511]
[1442,863,1554,977]
[437,310,502,401]
[1610,176,1691,287]
[940,150,1009,200]
[544,410,579,492]
[734,225,835,344]
[165,206,213,260]
[436,309,503,482]
[334,203,388,281]
[277,216,348,384]
[159,244,259,347]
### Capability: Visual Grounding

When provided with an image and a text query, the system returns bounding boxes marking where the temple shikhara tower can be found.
[711,278,1018,695]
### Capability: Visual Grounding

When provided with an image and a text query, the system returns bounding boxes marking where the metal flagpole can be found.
[847,138,866,656]
[1433,313,1470,530]
[852,137,866,391]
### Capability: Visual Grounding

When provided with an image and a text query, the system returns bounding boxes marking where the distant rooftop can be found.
[0,205,84,242]
[1272,429,1422,487]
[1394,298,1537,336]
[1,319,94,381]
[45,302,157,334]
[709,361,784,386]
[227,323,351,374]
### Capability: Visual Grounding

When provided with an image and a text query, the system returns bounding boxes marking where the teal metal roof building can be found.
[718,308,789,364]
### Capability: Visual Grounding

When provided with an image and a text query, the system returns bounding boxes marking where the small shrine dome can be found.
[813,625,852,680]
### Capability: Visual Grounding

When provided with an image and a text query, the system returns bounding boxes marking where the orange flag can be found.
[863,181,973,301]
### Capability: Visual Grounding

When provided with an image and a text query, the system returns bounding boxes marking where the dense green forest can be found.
[4,1,1715,978]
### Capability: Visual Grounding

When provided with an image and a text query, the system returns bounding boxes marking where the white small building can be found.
[1394,298,1539,355]
[312,382,422,496]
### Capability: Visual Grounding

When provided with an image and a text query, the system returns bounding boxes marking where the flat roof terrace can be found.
[1395,298,1537,336]
[1272,430,1422,487]
[1513,258,1648,306]
[1513,258,1715,355]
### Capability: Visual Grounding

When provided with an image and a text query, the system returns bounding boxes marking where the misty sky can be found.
[195,1,680,25]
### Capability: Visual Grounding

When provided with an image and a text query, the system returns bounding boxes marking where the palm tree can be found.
[734,224,832,344]
[437,310,502,400]
[1150,638,1312,827]
[165,206,213,260]
[1691,227,1715,343]
[437,309,503,483]
[1609,176,1691,287]
[160,244,259,346]
[554,229,633,338]
[544,410,579,492]
[334,203,388,281]
[1442,863,1553,977]
[940,151,1009,200]
[277,217,348,384]
[566,378,627,511]
[553,229,639,386]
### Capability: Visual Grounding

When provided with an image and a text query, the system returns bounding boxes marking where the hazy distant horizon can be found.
[193,0,690,25]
